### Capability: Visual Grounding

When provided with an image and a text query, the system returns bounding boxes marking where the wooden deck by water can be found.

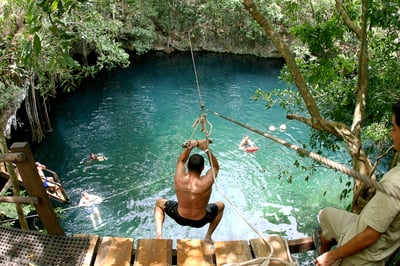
[0,225,316,265]
[76,234,315,266]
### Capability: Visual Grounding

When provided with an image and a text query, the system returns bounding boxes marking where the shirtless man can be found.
[154,139,224,243]
[79,191,103,229]
[35,162,58,193]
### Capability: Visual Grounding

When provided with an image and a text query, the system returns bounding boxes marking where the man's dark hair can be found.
[393,101,400,127]
[188,154,205,173]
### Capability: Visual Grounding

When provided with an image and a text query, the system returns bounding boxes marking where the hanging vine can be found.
[24,74,44,143]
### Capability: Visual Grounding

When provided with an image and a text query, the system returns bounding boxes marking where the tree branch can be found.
[287,113,351,139]
[352,0,368,137]
[243,0,323,125]
[335,0,362,40]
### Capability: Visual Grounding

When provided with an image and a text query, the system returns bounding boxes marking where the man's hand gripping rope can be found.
[182,139,213,149]
[183,112,213,151]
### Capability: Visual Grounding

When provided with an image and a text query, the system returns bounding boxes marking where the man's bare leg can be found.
[154,199,167,239]
[94,207,102,225]
[90,213,97,229]
[204,202,225,243]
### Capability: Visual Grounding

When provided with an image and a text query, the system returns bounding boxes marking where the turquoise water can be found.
[34,52,350,249]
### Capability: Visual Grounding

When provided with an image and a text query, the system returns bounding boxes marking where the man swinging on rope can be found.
[154,139,224,243]
[315,100,400,265]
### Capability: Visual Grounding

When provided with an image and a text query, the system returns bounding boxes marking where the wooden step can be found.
[94,236,133,266]
[250,236,291,265]
[214,240,252,266]
[177,239,213,266]
[74,234,100,266]
[134,239,173,266]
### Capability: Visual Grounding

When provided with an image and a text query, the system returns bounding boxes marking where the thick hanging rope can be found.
[207,109,400,200]
[188,32,204,109]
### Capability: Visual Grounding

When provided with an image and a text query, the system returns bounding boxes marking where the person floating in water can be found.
[80,152,108,164]
[154,139,224,243]
[239,136,254,151]
[35,162,59,193]
[79,191,103,229]
[80,152,108,172]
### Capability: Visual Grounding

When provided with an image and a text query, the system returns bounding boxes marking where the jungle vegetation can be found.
[0,0,399,213]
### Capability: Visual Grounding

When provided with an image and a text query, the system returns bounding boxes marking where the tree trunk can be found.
[243,0,373,213]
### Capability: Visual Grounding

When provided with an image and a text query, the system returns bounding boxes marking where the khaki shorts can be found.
[319,207,358,243]
[318,207,382,266]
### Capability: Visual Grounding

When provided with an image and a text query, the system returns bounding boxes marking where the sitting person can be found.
[315,100,400,265]
[35,162,58,193]
[239,136,254,150]
[154,139,224,243]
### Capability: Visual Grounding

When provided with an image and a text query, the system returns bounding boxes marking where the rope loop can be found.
[192,113,213,138]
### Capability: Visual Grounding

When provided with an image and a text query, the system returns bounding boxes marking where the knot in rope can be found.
[192,113,213,138]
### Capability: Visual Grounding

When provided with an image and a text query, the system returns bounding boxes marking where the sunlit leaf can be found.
[33,34,42,55]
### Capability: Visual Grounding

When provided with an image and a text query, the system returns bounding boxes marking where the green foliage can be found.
[73,9,130,70]
[291,18,345,58]
[0,0,132,102]
[338,175,353,201]
[0,82,24,113]
[0,191,35,220]
[369,0,400,29]
[252,87,304,113]
[253,0,400,156]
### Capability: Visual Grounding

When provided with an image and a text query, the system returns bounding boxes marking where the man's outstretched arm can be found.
[198,139,219,177]
[176,140,198,176]
[315,226,381,265]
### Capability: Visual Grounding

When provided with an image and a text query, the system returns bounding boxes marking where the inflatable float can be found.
[245,146,259,153]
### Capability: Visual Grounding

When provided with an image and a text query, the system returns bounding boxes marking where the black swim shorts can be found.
[164,200,219,228]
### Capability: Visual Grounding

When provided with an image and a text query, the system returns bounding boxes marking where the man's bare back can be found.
[175,172,213,219]
[154,139,225,242]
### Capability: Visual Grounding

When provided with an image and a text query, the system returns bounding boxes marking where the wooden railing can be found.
[0,142,64,235]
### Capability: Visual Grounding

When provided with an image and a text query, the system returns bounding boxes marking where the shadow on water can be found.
[34,52,351,263]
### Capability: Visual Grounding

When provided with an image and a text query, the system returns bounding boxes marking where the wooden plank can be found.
[94,236,133,266]
[288,236,315,253]
[134,239,172,266]
[0,196,39,204]
[0,152,25,162]
[250,236,291,265]
[0,178,12,195]
[214,240,252,266]
[177,239,213,266]
[74,234,100,266]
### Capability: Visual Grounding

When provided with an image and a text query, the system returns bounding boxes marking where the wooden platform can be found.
[74,234,311,266]
[0,226,315,265]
